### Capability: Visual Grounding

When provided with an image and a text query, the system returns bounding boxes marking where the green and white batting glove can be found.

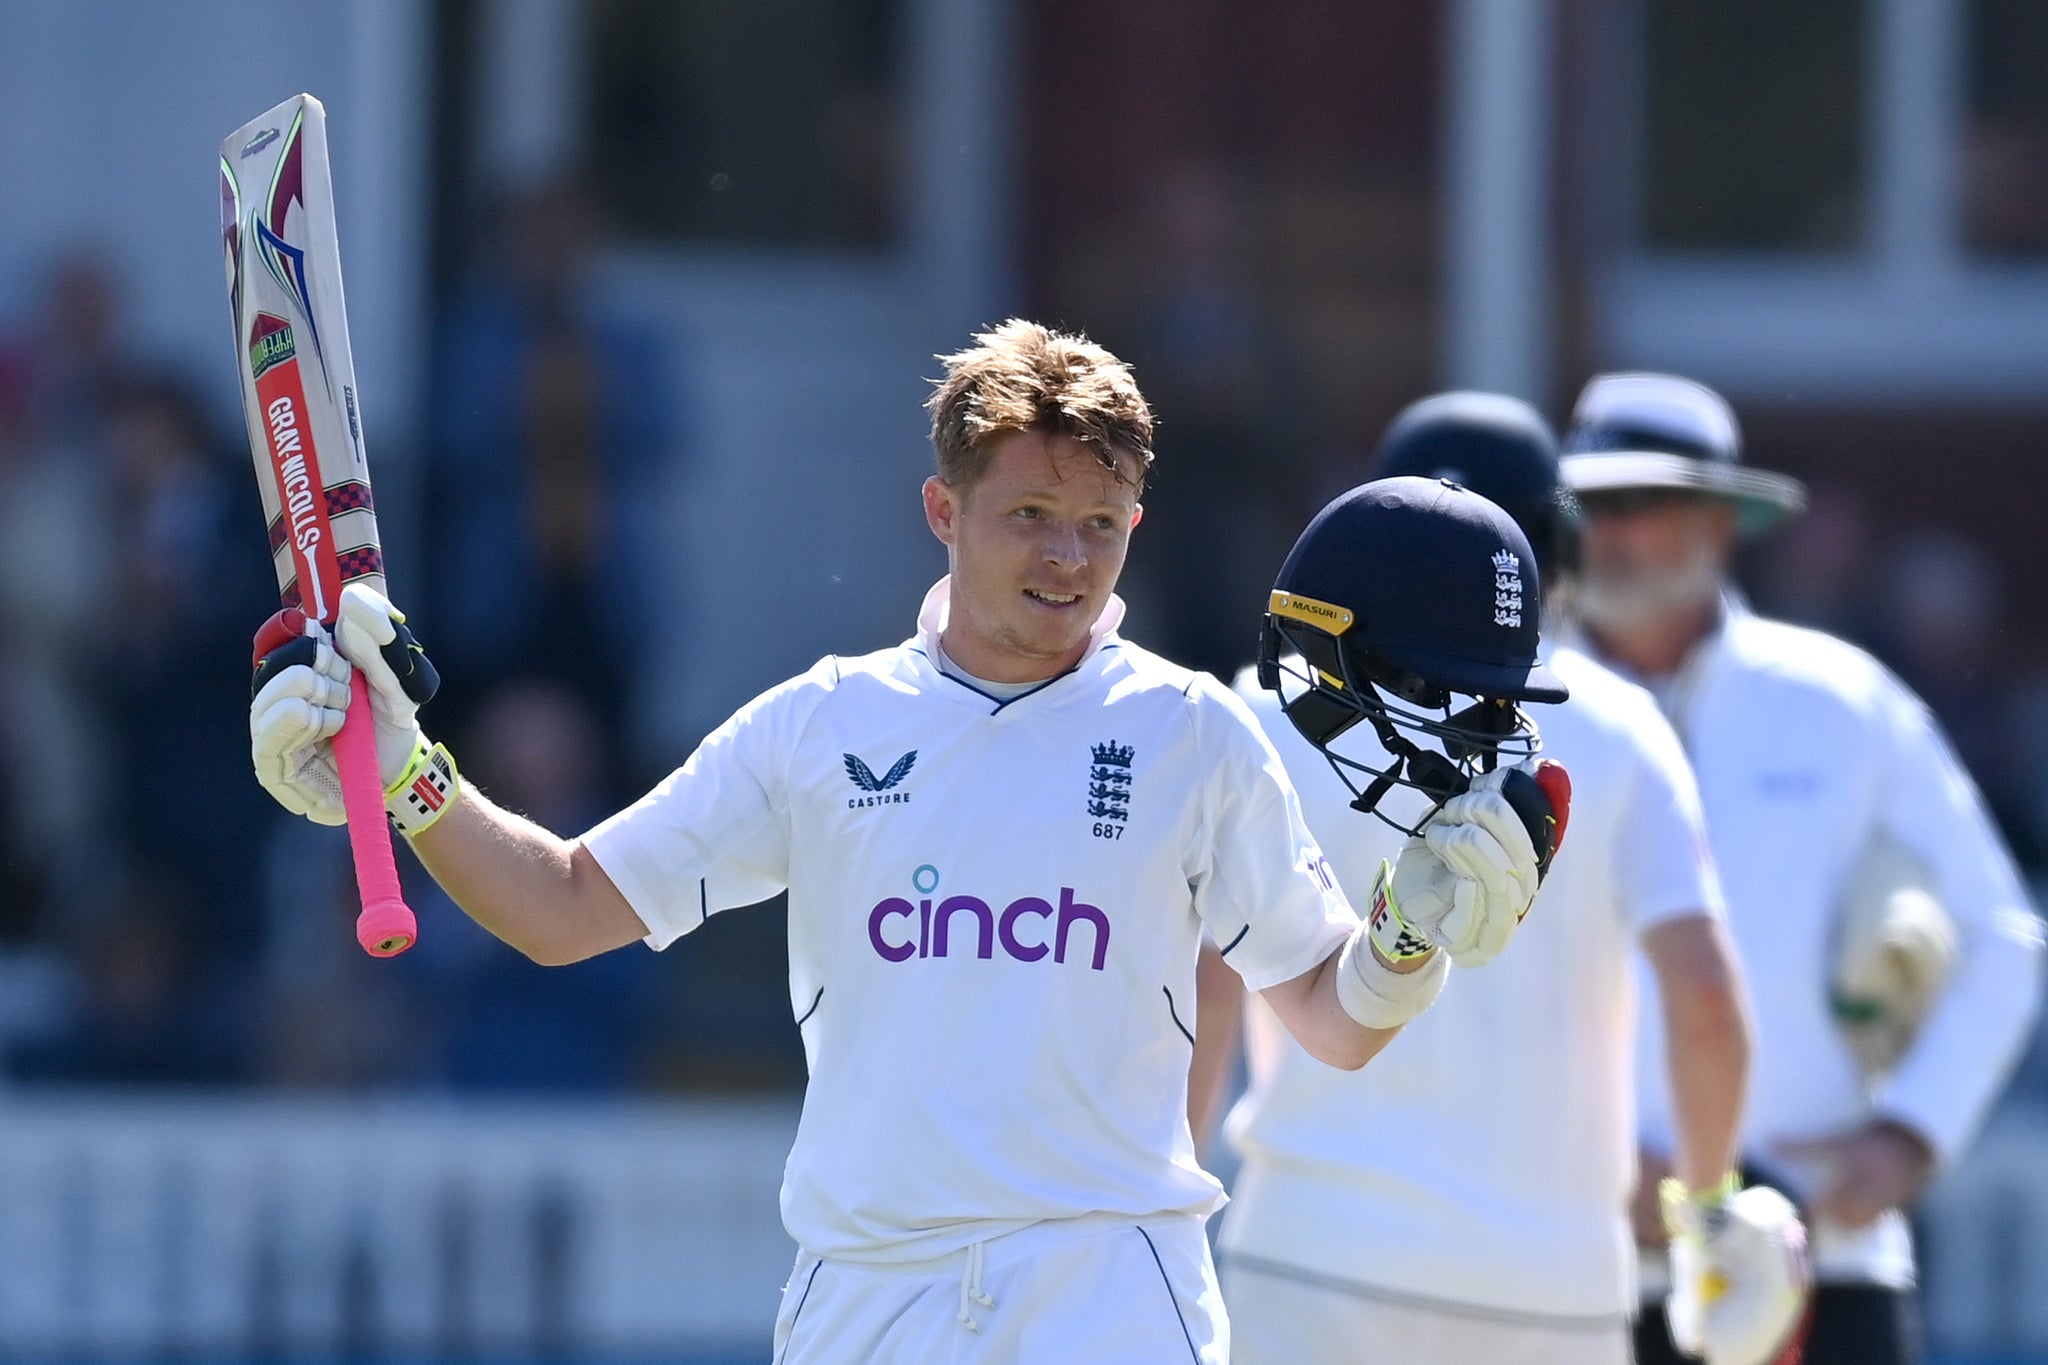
[1830,833,1956,1080]
[1366,766,1544,969]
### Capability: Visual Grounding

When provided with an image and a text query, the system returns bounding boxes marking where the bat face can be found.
[221,95,384,626]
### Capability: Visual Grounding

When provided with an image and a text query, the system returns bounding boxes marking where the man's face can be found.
[923,430,1143,683]
[1574,490,1736,631]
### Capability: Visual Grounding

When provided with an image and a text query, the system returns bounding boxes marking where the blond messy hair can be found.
[925,318,1155,491]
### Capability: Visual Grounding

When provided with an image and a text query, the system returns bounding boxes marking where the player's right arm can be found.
[1641,912,1750,1194]
[406,789,650,965]
[1605,680,1751,1203]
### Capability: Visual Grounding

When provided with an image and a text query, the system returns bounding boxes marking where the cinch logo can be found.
[868,885,1111,971]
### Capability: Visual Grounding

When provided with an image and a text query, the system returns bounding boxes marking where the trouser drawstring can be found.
[957,1240,996,1332]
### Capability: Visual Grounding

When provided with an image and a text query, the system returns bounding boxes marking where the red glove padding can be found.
[1500,758,1570,881]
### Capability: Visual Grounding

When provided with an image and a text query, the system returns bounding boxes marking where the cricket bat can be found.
[221,93,415,957]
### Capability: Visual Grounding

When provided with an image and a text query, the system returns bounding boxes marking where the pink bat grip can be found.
[333,679,416,956]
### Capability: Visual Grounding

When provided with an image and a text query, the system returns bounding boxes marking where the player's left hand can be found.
[1774,1119,1936,1230]
[1369,765,1548,969]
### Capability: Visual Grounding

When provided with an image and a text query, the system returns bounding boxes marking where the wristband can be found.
[1691,1170,1741,1205]
[1335,918,1449,1030]
[1661,1170,1741,1239]
[384,734,461,838]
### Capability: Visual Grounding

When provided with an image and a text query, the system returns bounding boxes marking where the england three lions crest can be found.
[1087,741,1133,838]
[1491,548,1524,628]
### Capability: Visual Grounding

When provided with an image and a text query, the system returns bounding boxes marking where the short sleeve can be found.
[581,666,823,949]
[1187,678,1359,991]
[1616,701,1725,934]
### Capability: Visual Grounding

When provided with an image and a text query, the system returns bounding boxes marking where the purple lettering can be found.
[999,897,1053,962]
[869,888,1111,969]
[934,895,994,960]
[1055,887,1110,971]
[867,898,915,962]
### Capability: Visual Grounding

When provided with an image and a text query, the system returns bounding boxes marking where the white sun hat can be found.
[1561,372,1807,537]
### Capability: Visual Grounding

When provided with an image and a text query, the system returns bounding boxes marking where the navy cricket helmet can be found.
[1371,391,1578,578]
[1258,476,1567,832]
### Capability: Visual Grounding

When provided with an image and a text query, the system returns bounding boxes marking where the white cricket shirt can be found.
[583,578,1357,1265]
[1219,645,1722,1320]
[1603,603,2044,1287]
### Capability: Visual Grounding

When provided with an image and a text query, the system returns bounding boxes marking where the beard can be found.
[1571,546,1722,633]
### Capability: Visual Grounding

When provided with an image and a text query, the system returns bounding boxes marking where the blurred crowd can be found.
[2,176,2046,1106]
[0,184,801,1096]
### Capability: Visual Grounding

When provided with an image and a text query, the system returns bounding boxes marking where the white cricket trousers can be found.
[1222,1255,1631,1365]
[771,1211,1226,1364]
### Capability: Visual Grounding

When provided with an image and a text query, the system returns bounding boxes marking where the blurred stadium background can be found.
[1,1,2046,1361]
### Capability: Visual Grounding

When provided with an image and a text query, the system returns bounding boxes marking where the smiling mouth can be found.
[1025,589,1082,607]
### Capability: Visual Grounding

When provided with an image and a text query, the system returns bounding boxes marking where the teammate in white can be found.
[1190,394,1789,1365]
[244,320,1557,1362]
[1559,372,2045,1365]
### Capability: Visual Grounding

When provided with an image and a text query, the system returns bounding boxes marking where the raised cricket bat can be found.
[221,93,414,957]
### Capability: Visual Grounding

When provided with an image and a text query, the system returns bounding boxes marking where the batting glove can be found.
[250,612,352,825]
[1663,1176,1812,1365]
[1366,764,1554,969]
[330,585,440,782]
[1830,833,1956,1080]
[251,586,458,836]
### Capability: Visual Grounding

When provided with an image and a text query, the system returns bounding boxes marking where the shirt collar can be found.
[1555,587,1741,664]
[915,575,1127,671]
[1556,587,1746,732]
